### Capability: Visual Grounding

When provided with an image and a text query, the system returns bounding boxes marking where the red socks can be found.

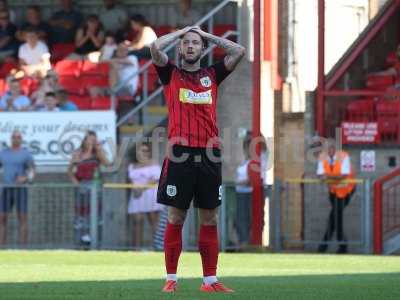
[198,225,219,277]
[164,223,183,274]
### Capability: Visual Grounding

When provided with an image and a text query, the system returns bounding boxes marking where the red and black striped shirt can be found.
[154,61,232,148]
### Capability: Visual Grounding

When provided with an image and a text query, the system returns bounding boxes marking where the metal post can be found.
[364,179,372,254]
[90,184,98,250]
[274,179,282,251]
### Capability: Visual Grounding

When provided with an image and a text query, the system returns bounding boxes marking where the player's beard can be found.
[182,52,201,64]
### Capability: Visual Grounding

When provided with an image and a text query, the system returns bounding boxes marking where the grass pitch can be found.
[0,251,399,299]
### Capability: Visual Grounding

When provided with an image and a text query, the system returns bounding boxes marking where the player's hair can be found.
[130,14,150,27]
[186,29,206,47]
[80,130,97,154]
[45,91,56,98]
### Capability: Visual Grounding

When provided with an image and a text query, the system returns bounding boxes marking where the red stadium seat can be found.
[51,43,76,63]
[0,60,18,77]
[212,24,236,60]
[366,74,394,90]
[19,77,40,96]
[81,61,110,76]
[91,96,111,110]
[138,59,159,94]
[0,79,7,95]
[154,25,173,37]
[80,75,109,88]
[69,94,92,110]
[59,75,85,94]
[346,98,376,122]
[55,60,82,77]
[376,100,400,143]
[385,51,397,67]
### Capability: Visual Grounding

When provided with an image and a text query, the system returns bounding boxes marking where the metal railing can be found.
[114,0,240,127]
[273,178,372,254]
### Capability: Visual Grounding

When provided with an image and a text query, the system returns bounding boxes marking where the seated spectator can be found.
[18,27,51,77]
[16,5,51,43]
[174,0,200,29]
[127,14,157,59]
[57,89,78,111]
[38,91,59,111]
[99,0,128,38]
[110,42,139,97]
[0,77,31,111]
[72,15,105,59]
[49,0,83,44]
[0,1,15,24]
[100,32,117,61]
[31,70,60,108]
[0,9,17,61]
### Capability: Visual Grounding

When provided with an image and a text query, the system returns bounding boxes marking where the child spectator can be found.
[49,0,83,44]
[57,89,78,111]
[73,15,105,58]
[38,91,60,111]
[18,27,51,77]
[0,77,31,111]
[16,5,51,43]
[31,70,60,109]
[127,14,157,59]
[0,9,17,61]
[100,32,117,61]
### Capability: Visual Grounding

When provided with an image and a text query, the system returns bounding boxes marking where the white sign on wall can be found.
[0,111,116,165]
[360,150,375,172]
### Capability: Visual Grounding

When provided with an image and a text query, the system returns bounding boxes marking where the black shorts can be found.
[0,187,28,214]
[157,145,222,210]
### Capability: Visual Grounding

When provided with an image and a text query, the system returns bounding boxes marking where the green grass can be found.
[0,251,400,299]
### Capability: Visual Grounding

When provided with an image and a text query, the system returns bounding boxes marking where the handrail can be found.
[116,30,238,128]
[373,167,400,254]
[113,0,237,126]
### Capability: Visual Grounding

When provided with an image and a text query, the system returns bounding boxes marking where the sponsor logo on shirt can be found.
[200,76,212,87]
[179,88,212,104]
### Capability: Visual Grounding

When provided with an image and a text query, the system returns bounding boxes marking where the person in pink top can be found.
[128,142,163,249]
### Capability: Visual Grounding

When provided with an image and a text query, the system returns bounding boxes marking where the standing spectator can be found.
[67,131,110,246]
[109,42,139,97]
[38,91,59,111]
[16,5,51,43]
[317,141,356,254]
[49,0,83,44]
[31,70,60,109]
[0,130,35,246]
[0,77,31,111]
[127,14,157,59]
[99,0,128,37]
[127,142,162,249]
[73,15,105,58]
[18,27,51,77]
[174,0,201,29]
[0,9,17,61]
[100,32,117,61]
[0,1,16,24]
[56,89,78,111]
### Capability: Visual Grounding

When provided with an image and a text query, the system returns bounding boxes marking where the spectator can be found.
[100,32,117,61]
[16,5,51,43]
[49,0,83,44]
[127,142,162,249]
[67,131,110,247]
[31,70,60,109]
[38,91,59,111]
[109,42,139,97]
[0,77,31,111]
[56,89,78,111]
[317,140,356,254]
[0,1,15,24]
[0,130,35,246]
[0,9,18,61]
[72,15,105,58]
[174,0,200,29]
[127,14,157,59]
[99,0,128,37]
[18,27,51,77]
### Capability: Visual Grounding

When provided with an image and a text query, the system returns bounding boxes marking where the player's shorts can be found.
[0,187,28,213]
[157,145,222,210]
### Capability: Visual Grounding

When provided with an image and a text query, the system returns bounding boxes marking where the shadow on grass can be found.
[1,273,400,300]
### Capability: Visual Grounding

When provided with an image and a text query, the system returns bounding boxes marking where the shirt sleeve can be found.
[211,61,233,85]
[317,160,325,175]
[341,156,351,175]
[154,61,174,85]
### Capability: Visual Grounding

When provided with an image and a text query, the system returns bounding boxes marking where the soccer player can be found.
[150,26,245,293]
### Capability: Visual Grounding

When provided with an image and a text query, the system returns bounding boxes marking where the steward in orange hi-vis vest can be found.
[319,150,356,199]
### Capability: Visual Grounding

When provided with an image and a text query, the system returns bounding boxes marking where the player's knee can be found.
[168,208,186,225]
[199,209,218,226]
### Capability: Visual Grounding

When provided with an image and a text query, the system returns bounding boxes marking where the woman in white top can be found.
[127,142,163,248]
[127,14,157,60]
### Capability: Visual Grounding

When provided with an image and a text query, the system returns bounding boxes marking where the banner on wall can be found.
[0,111,116,165]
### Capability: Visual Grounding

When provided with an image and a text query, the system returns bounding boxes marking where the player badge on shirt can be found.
[166,185,177,197]
[200,76,212,87]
